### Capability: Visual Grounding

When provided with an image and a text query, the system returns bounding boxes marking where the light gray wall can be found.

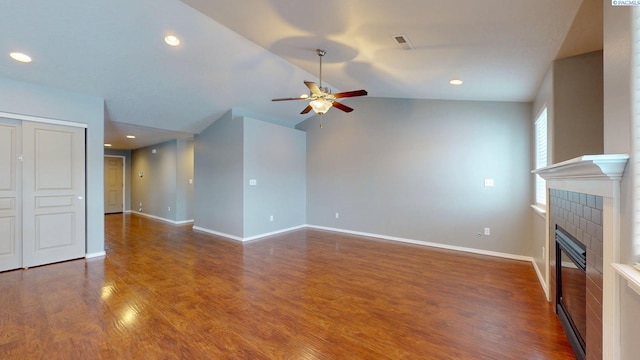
[553,51,604,162]
[0,77,105,254]
[243,117,306,238]
[176,138,194,222]
[194,111,244,237]
[132,140,178,221]
[604,5,638,360]
[297,97,532,256]
[104,149,132,211]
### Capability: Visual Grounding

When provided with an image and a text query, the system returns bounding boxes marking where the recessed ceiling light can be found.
[104,143,112,147]
[126,135,136,139]
[449,79,463,85]
[10,52,32,63]
[164,35,180,46]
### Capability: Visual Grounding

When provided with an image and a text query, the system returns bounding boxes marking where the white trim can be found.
[532,257,549,301]
[192,224,307,242]
[612,263,640,296]
[174,219,194,225]
[310,224,548,296]
[192,226,243,242]
[243,225,307,242]
[533,154,629,181]
[194,223,537,263]
[85,251,106,259]
[128,218,550,297]
[0,111,88,128]
[129,211,193,225]
[530,204,546,217]
[306,225,533,262]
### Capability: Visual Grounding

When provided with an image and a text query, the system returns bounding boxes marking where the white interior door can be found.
[22,122,85,268]
[0,118,22,272]
[104,156,124,213]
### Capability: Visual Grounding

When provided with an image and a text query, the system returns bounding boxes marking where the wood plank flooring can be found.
[0,213,575,359]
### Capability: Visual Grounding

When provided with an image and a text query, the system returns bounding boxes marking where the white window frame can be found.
[534,107,548,206]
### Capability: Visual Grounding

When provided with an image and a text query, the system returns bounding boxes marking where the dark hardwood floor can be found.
[0,213,575,359]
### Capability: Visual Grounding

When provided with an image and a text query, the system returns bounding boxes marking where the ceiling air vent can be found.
[393,34,414,50]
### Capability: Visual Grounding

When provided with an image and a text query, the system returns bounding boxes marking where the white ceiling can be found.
[0,0,590,149]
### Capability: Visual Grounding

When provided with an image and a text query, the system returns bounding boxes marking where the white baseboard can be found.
[532,259,549,301]
[131,218,545,293]
[129,211,194,225]
[243,225,307,242]
[192,226,243,242]
[85,251,106,259]
[306,225,553,296]
[192,224,307,242]
[122,217,549,301]
[306,224,534,262]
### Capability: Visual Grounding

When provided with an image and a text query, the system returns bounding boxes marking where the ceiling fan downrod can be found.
[316,49,326,90]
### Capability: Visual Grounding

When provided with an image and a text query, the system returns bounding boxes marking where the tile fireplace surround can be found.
[534,154,629,360]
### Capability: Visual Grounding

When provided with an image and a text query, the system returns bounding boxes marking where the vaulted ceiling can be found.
[0,0,601,149]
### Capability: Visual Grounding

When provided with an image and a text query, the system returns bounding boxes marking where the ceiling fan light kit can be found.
[272,49,367,115]
[309,99,333,114]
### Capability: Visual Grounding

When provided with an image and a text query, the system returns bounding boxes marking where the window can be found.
[534,108,548,206]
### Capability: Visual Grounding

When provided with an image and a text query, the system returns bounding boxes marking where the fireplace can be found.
[555,226,586,360]
[533,154,629,359]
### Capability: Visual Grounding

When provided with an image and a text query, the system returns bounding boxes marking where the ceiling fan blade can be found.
[331,101,354,113]
[334,89,368,98]
[304,81,322,95]
[272,97,307,101]
[300,105,313,114]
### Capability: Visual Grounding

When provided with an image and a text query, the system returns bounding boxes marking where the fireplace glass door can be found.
[555,226,586,360]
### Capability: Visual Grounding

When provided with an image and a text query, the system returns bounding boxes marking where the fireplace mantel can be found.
[532,154,629,360]
[532,154,629,181]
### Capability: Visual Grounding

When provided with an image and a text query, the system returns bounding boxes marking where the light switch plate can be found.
[249,179,257,186]
[484,179,494,187]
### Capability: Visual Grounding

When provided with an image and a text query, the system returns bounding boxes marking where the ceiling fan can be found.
[272,49,368,115]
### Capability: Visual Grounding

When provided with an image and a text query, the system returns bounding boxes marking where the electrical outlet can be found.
[168,206,171,212]
[269,215,274,222]
[335,212,339,219]
[484,227,491,236]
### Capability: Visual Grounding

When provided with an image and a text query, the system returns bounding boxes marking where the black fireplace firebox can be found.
[555,226,587,360]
